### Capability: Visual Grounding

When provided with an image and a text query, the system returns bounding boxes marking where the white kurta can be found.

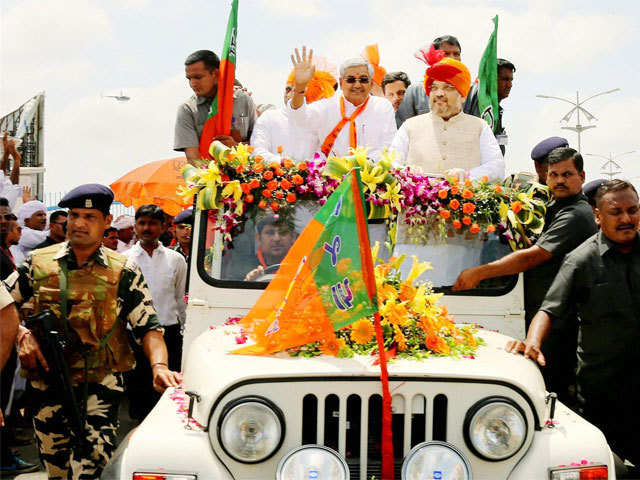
[287,94,397,159]
[250,108,320,163]
[391,117,504,180]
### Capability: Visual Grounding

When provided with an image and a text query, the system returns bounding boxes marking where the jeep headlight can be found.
[215,396,284,463]
[401,441,472,480]
[464,397,527,461]
[277,445,349,480]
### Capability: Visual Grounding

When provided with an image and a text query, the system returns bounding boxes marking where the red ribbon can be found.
[373,311,394,479]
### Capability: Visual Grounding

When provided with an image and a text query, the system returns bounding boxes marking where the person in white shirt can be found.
[287,46,397,160]
[10,200,48,266]
[251,60,338,163]
[112,214,136,252]
[391,57,504,181]
[123,204,186,421]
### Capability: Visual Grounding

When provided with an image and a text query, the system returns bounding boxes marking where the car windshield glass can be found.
[199,205,516,294]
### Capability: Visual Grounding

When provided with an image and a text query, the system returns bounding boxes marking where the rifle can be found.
[26,310,87,453]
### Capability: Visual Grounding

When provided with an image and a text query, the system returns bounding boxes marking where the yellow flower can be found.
[406,255,433,283]
[393,324,407,351]
[231,143,252,165]
[350,319,375,344]
[380,300,410,326]
[221,180,244,214]
[320,336,345,356]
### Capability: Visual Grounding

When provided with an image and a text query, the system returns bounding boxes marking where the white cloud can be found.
[258,0,327,18]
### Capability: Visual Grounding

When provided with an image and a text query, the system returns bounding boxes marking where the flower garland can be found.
[180,142,550,251]
[288,249,483,360]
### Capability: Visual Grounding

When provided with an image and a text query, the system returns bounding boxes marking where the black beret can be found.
[174,208,193,225]
[531,137,569,162]
[583,179,607,205]
[58,184,113,214]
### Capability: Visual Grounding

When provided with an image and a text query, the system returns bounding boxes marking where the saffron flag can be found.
[477,15,499,133]
[234,169,378,355]
[199,0,239,159]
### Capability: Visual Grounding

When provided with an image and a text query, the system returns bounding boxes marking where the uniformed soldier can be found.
[530,136,568,186]
[171,208,193,261]
[3,184,181,479]
[507,179,640,464]
[453,147,597,401]
[583,178,607,215]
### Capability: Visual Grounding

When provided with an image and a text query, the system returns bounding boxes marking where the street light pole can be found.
[584,151,637,180]
[536,88,620,153]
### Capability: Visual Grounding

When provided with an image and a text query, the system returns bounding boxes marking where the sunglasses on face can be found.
[0,214,17,221]
[344,76,370,84]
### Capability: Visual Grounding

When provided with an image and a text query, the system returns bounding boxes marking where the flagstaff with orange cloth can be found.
[199,0,239,159]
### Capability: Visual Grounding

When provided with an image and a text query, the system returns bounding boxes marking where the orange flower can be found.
[245,194,254,203]
[470,223,481,234]
[263,170,274,180]
[462,202,476,214]
[249,179,261,189]
[262,189,272,198]
[277,145,283,154]
[462,216,472,225]
[275,191,284,199]
[267,180,279,191]
[269,162,280,170]
[449,199,460,210]
[486,224,496,233]
[235,164,245,174]
[481,175,489,183]
[283,158,294,169]
[350,319,375,345]
[439,209,451,219]
[450,185,460,195]
[298,162,308,171]
[511,201,523,214]
[464,178,473,187]
[493,184,502,193]
[286,193,297,203]
[292,174,304,185]
[452,219,462,229]
[253,163,264,173]
[270,201,280,211]
[254,155,264,162]
[462,188,474,199]
[227,153,236,162]
[247,145,254,153]
[275,167,285,177]
[258,200,267,209]
[425,334,450,354]
[399,283,417,302]
[438,189,448,199]
[280,178,292,190]
[393,325,407,352]
[320,337,345,356]
[240,183,251,194]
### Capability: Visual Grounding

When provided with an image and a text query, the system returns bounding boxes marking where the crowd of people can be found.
[0,33,638,478]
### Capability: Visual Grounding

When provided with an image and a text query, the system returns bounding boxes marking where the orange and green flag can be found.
[234,169,378,355]
[199,0,238,159]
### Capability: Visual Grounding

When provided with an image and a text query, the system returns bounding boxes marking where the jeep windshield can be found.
[197,205,516,295]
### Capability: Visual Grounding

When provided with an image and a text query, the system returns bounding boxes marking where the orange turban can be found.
[287,70,337,103]
[361,44,387,86]
[424,58,471,98]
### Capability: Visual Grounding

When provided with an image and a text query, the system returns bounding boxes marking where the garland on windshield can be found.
[179,141,551,250]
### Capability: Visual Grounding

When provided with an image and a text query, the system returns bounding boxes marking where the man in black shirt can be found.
[507,179,640,464]
[35,210,67,249]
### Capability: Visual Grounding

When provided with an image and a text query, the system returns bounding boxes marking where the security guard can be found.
[3,184,180,479]
[453,147,597,401]
[507,179,640,464]
[171,208,193,261]
[530,136,568,186]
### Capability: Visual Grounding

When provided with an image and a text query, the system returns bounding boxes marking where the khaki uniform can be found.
[3,242,161,479]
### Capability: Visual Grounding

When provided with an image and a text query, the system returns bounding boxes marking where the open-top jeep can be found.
[103,206,614,480]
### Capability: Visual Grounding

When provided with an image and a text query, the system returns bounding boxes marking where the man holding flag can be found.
[174,1,256,164]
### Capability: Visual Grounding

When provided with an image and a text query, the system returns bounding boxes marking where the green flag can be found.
[477,16,499,133]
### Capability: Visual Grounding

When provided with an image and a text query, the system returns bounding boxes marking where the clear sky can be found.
[2,0,639,194]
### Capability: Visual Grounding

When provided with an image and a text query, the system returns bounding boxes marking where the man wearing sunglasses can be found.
[35,210,67,249]
[287,46,396,160]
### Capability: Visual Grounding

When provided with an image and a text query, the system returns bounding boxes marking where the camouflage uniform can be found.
[3,242,162,479]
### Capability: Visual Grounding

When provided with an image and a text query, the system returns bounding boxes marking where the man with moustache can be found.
[243,217,297,282]
[506,179,640,465]
[453,148,597,401]
[35,210,68,249]
[171,208,193,261]
[381,72,411,127]
[3,184,179,478]
[287,46,397,160]
[11,200,48,266]
[391,57,504,181]
[124,204,186,421]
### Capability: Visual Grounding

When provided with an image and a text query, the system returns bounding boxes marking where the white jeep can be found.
[103,208,614,480]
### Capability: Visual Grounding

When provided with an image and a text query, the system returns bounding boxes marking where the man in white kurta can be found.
[287,47,396,160]
[391,58,504,181]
